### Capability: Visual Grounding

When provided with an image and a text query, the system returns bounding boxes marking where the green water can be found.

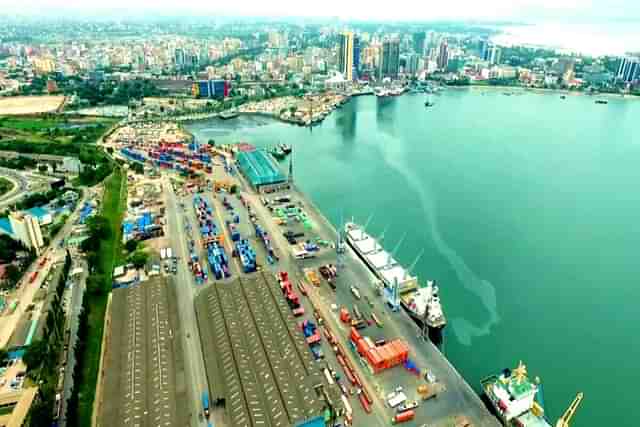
[187,89,640,426]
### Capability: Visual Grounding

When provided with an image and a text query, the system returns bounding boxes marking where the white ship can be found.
[344,222,446,329]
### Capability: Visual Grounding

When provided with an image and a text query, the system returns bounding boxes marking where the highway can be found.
[163,177,211,427]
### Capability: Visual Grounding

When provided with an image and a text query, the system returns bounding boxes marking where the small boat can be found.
[595,99,608,104]
[425,94,435,107]
[279,143,292,154]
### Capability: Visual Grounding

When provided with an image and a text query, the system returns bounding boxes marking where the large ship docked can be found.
[481,361,551,427]
[344,222,446,330]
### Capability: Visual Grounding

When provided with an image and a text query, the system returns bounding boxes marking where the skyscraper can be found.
[380,37,400,79]
[617,56,640,83]
[353,35,361,80]
[488,46,502,65]
[437,39,449,71]
[338,32,354,81]
[413,32,426,55]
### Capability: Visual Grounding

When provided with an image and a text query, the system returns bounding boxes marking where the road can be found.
[58,258,88,427]
[163,177,211,427]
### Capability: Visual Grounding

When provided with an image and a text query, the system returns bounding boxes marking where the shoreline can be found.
[457,84,640,100]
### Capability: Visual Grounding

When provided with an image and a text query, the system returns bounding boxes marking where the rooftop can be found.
[236,149,286,188]
[195,273,327,427]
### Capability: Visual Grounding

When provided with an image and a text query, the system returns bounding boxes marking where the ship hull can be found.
[344,225,445,344]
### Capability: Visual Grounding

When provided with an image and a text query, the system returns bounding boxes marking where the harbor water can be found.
[186,89,640,427]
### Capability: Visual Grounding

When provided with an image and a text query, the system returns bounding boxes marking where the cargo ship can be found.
[344,222,446,332]
[480,361,551,427]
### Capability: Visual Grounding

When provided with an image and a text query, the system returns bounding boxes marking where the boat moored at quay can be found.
[344,222,446,335]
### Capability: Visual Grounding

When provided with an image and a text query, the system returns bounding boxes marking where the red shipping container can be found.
[356,338,369,356]
[350,327,361,342]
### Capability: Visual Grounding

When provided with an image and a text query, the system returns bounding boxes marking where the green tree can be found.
[23,339,48,370]
[208,139,215,146]
[129,250,148,269]
[124,239,138,253]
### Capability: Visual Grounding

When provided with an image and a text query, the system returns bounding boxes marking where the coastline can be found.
[458,84,640,100]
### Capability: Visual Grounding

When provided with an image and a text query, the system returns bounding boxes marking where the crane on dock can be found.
[555,392,583,427]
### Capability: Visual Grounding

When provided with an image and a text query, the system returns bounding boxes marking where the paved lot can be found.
[100,276,187,427]
[195,273,334,427]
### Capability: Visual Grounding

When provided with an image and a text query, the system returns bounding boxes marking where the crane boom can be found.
[555,392,584,427]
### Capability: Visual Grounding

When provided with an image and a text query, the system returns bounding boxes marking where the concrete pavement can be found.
[164,177,211,427]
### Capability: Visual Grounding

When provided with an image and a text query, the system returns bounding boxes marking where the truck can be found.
[202,391,210,418]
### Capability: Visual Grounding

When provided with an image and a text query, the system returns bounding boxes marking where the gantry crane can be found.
[555,392,584,427]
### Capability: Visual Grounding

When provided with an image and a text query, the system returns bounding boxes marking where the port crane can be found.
[555,392,583,427]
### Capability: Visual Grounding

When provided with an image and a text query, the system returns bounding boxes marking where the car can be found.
[397,400,419,413]
[425,371,437,384]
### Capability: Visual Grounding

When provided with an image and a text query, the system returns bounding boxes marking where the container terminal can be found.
[103,129,576,427]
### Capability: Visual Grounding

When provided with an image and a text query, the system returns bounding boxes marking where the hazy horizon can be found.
[1,0,640,23]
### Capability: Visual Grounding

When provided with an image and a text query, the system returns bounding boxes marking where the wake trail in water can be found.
[377,134,500,345]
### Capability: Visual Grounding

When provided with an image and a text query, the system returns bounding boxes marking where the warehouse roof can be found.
[236,149,286,188]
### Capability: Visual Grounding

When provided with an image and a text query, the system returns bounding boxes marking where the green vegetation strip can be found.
[0,176,14,197]
[68,167,126,427]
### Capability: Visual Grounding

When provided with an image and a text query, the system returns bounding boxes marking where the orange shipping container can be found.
[356,338,369,356]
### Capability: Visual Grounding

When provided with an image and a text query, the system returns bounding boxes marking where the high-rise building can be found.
[9,212,44,254]
[380,37,400,79]
[479,39,490,60]
[353,35,361,80]
[437,40,449,71]
[487,46,502,65]
[617,56,640,83]
[406,53,420,75]
[413,32,426,55]
[338,32,355,81]
[174,48,185,70]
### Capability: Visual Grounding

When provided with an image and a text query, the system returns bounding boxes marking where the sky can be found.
[2,0,640,22]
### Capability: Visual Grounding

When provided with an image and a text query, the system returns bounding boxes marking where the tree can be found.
[208,139,215,146]
[23,339,48,370]
[124,239,138,253]
[38,164,48,173]
[129,250,148,269]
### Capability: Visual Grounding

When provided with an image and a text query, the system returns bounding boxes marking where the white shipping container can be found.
[341,394,352,416]
[161,248,167,259]
[166,248,173,259]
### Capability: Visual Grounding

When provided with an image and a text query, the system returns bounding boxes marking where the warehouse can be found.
[235,149,287,190]
[195,273,331,427]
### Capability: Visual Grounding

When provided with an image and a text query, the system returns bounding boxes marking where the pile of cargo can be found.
[274,206,313,229]
[121,147,146,163]
[300,320,324,360]
[208,242,230,280]
[193,194,230,280]
[319,264,337,289]
[234,239,256,273]
[278,272,304,317]
[255,224,278,264]
[349,328,409,374]
[227,221,240,241]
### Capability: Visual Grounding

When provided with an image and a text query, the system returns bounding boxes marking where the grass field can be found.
[74,167,126,427]
[0,176,14,197]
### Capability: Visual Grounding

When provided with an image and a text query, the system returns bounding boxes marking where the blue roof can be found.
[0,218,13,236]
[25,206,50,220]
